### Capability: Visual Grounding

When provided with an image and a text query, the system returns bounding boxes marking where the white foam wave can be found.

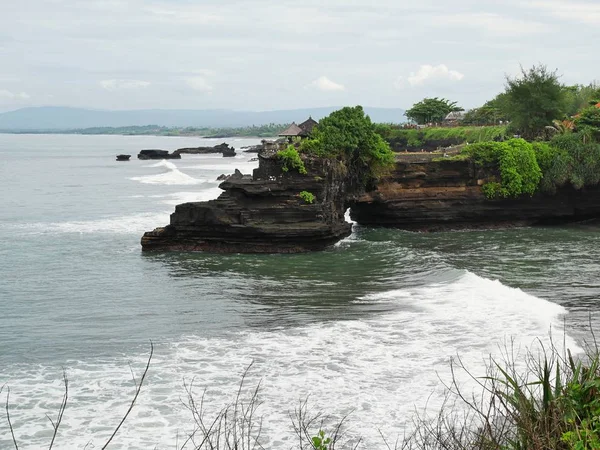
[18,212,170,235]
[180,161,257,172]
[132,160,203,185]
[0,272,579,449]
[144,160,178,169]
[159,188,223,206]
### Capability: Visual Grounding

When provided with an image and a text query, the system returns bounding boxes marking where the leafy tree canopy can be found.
[405,98,463,125]
[563,83,600,116]
[461,93,511,126]
[503,65,566,140]
[299,106,395,185]
[575,105,600,135]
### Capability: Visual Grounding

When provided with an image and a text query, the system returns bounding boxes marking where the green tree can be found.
[405,97,463,125]
[462,94,510,125]
[503,65,566,140]
[299,106,395,186]
[563,83,600,116]
[575,105,600,136]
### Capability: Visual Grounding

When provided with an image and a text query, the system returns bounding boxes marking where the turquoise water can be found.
[0,134,598,448]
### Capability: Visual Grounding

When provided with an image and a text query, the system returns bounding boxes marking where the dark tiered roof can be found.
[298,116,318,136]
[279,122,304,137]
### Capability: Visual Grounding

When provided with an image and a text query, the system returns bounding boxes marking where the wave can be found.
[15,212,170,235]
[132,160,203,185]
[158,188,223,206]
[0,272,579,449]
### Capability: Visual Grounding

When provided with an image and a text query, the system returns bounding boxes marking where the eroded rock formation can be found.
[138,149,181,160]
[173,142,236,157]
[142,151,600,253]
[141,149,352,253]
[351,155,600,230]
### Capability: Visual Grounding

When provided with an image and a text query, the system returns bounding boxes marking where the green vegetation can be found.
[311,430,332,450]
[564,83,600,116]
[376,125,507,151]
[461,94,510,126]
[405,97,463,124]
[465,139,542,198]
[575,106,600,138]
[459,131,600,197]
[299,106,395,186]
[403,342,600,450]
[61,123,288,137]
[277,145,307,175]
[298,191,316,204]
[503,65,567,140]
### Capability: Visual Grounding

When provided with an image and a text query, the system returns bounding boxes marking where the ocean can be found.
[0,134,598,449]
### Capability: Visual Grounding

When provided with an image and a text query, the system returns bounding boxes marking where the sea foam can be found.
[132,160,203,185]
[0,272,578,449]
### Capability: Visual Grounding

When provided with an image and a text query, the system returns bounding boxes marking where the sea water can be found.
[0,134,599,449]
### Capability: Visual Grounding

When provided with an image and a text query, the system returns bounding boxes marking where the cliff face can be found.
[141,151,352,253]
[142,152,600,253]
[350,156,600,230]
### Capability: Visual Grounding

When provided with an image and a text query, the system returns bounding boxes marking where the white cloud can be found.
[395,64,464,89]
[100,79,151,91]
[306,76,345,92]
[0,89,30,100]
[185,76,213,92]
[530,1,600,25]
[434,13,548,36]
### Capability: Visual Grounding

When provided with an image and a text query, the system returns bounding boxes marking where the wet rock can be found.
[141,154,353,253]
[173,142,235,157]
[351,158,600,230]
[138,149,181,160]
[116,154,131,161]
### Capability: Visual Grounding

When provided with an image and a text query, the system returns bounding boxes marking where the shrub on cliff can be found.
[575,105,600,139]
[550,131,600,189]
[298,191,316,204]
[277,145,307,175]
[377,125,507,151]
[465,138,542,199]
[299,106,395,186]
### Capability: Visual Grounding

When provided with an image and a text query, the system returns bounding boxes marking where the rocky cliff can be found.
[141,151,600,253]
[141,149,352,253]
[350,155,600,230]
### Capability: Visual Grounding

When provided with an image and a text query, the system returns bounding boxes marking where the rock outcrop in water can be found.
[138,149,181,160]
[173,142,236,158]
[350,154,600,230]
[141,147,352,253]
[137,143,236,160]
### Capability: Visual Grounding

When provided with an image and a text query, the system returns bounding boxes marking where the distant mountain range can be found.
[0,106,406,131]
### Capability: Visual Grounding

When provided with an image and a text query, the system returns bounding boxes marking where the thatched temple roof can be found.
[279,123,303,136]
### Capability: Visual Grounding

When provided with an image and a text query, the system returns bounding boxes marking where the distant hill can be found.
[0,106,406,131]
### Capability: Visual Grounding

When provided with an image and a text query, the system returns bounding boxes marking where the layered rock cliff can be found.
[141,149,352,253]
[141,150,600,253]
[350,155,600,230]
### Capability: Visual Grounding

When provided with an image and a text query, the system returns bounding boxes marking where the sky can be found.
[0,0,599,112]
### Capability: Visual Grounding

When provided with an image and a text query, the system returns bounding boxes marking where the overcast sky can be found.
[0,0,598,112]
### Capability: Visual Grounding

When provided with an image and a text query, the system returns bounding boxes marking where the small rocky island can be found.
[142,143,353,252]
[137,143,236,160]
[141,107,600,253]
